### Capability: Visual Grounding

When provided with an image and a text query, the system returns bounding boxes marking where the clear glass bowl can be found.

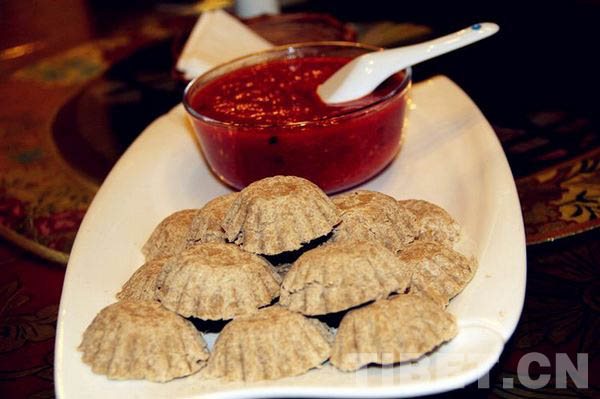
[183,42,411,193]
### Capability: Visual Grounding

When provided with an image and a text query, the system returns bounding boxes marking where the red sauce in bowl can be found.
[185,52,410,193]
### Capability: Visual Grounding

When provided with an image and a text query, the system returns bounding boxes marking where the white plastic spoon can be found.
[317,22,499,104]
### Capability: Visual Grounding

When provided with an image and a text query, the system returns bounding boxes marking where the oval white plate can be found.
[55,75,526,398]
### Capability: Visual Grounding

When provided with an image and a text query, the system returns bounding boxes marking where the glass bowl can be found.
[183,42,411,194]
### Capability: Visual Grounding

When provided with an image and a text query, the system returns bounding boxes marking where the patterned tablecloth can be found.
[0,6,598,399]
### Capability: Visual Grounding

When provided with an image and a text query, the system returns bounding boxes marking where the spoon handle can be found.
[382,23,499,71]
[318,22,499,103]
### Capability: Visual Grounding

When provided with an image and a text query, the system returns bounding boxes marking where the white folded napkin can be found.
[176,9,273,80]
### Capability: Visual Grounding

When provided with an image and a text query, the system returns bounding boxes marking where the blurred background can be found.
[4,0,600,112]
[3,0,599,182]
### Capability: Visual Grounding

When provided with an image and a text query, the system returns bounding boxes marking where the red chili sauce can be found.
[187,56,409,193]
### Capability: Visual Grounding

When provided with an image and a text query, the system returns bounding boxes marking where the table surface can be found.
[1,1,599,398]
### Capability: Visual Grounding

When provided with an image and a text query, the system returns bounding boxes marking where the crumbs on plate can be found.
[78,175,478,382]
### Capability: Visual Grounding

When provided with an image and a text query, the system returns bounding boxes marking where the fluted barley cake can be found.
[156,242,281,320]
[116,256,170,301]
[331,190,417,252]
[398,241,478,304]
[221,175,340,255]
[81,175,479,384]
[280,240,411,315]
[78,300,209,382]
[397,199,462,246]
[142,209,198,261]
[186,192,238,246]
[330,294,458,371]
[205,305,333,381]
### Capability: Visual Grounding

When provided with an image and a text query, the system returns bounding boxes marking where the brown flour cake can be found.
[398,241,477,304]
[79,300,209,382]
[187,193,239,246]
[331,190,417,252]
[280,240,412,315]
[397,199,461,247]
[116,257,170,301]
[330,294,458,371]
[221,176,340,255]
[156,242,281,320]
[205,305,333,381]
[142,209,198,261]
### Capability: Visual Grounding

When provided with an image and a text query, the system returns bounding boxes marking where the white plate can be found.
[55,76,526,398]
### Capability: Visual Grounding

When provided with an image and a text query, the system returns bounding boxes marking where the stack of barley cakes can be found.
[79,176,477,382]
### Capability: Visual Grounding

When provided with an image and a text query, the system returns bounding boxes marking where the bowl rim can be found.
[182,41,412,129]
